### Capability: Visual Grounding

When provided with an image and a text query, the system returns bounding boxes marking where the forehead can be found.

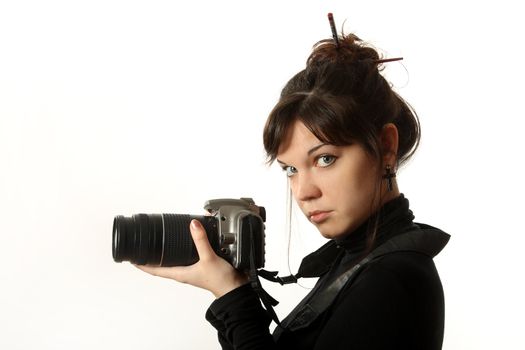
[276,120,323,159]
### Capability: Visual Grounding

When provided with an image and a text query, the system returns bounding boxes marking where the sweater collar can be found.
[295,194,415,279]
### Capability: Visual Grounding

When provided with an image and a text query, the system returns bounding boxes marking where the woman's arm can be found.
[206,284,276,350]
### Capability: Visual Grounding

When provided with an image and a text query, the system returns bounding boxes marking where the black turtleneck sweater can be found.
[205,194,448,350]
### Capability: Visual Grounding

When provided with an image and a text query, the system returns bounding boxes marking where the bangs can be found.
[263,91,375,163]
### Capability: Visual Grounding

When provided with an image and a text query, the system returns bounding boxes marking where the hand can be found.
[134,219,249,298]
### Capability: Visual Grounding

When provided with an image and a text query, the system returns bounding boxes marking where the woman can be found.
[137,30,449,350]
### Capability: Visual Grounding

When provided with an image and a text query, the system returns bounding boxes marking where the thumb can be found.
[190,219,216,260]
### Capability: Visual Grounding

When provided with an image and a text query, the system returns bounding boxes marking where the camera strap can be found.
[258,240,343,285]
[250,226,347,326]
[248,227,344,326]
[272,225,450,338]
[254,224,449,331]
[247,223,283,326]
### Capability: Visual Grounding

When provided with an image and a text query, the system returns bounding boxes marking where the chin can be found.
[320,233,338,240]
[317,225,345,240]
[316,219,356,240]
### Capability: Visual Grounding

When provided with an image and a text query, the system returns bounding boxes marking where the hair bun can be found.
[306,34,381,68]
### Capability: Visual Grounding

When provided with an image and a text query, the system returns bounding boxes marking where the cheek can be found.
[332,163,377,193]
[329,159,380,207]
[353,155,381,189]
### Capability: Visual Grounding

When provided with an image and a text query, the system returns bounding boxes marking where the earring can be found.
[383,165,396,191]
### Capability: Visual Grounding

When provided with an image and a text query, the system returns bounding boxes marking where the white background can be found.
[1,1,524,349]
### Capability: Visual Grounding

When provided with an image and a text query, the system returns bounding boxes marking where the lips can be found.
[308,210,332,224]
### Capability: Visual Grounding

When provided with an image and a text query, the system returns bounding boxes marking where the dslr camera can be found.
[112,198,266,270]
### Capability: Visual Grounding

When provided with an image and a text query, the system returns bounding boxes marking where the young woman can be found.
[137,30,449,350]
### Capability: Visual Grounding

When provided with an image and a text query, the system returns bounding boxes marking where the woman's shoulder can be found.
[343,222,449,301]
[365,250,441,286]
[343,248,445,309]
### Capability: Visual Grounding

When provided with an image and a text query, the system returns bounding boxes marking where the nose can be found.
[292,171,322,202]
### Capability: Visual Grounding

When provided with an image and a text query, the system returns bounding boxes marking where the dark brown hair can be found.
[263,33,420,168]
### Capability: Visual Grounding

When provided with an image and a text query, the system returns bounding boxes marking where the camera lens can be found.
[112,214,219,266]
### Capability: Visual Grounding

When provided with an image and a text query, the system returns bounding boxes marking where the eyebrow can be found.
[276,143,328,165]
[307,143,328,155]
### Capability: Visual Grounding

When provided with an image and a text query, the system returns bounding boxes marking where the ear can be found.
[380,123,399,166]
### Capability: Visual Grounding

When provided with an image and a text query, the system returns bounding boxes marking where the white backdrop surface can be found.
[1,1,523,349]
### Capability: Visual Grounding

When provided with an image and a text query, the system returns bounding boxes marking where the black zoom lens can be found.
[112,214,219,266]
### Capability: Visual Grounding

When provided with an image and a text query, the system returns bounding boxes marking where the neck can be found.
[380,181,400,206]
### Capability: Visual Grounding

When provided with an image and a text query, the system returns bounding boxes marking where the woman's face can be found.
[276,120,395,239]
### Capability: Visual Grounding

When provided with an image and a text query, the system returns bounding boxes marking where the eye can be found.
[316,155,337,167]
[281,165,297,177]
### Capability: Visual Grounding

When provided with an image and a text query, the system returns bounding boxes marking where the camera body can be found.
[112,198,266,271]
[203,198,266,270]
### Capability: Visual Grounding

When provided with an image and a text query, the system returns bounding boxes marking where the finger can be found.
[190,219,216,260]
[134,263,170,277]
[134,264,187,282]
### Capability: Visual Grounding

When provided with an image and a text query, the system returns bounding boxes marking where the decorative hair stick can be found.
[376,57,404,63]
[327,13,340,48]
